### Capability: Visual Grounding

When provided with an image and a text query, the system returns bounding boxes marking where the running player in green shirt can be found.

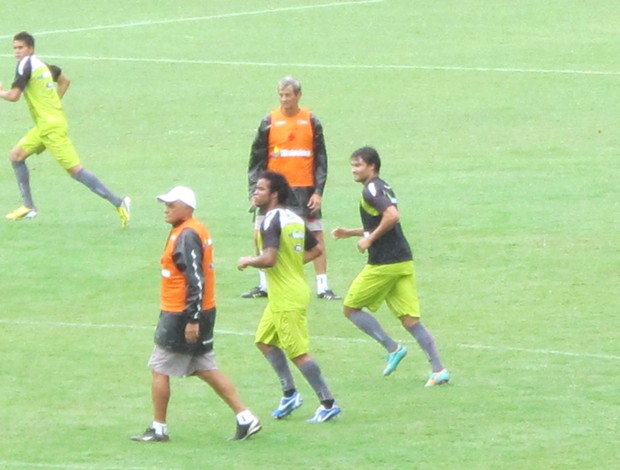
[332,146,450,387]
[238,171,341,423]
[0,32,130,227]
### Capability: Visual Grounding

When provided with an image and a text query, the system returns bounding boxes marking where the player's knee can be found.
[255,342,270,354]
[400,315,419,329]
[67,164,83,177]
[9,147,27,162]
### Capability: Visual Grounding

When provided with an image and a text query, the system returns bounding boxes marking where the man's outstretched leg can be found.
[70,165,131,228]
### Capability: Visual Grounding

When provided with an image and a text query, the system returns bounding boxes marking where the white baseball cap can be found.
[156,186,197,209]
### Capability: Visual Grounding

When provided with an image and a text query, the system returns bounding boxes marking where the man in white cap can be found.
[131,186,261,442]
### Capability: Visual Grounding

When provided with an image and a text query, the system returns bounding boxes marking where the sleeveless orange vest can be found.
[160,217,215,313]
[267,107,315,187]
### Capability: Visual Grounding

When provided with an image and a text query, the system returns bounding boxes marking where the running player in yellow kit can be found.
[0,32,130,227]
[332,146,450,387]
[238,171,341,423]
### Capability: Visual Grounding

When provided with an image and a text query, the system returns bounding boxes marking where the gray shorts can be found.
[148,345,218,377]
[254,214,323,232]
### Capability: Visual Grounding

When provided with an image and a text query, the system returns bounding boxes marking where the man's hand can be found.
[185,322,200,344]
[237,256,253,270]
[307,193,322,214]
[0,83,22,102]
[331,227,364,240]
[331,227,349,240]
[357,236,372,253]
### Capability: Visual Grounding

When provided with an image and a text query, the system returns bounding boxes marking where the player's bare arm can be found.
[237,247,278,270]
[357,205,400,253]
[331,227,364,239]
[56,73,71,98]
[0,83,22,102]
[303,244,322,264]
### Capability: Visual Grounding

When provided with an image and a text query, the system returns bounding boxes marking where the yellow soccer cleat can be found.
[117,196,131,229]
[6,205,37,220]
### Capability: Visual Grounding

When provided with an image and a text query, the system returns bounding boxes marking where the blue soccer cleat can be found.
[383,345,408,376]
[424,368,450,387]
[306,403,342,423]
[271,391,303,419]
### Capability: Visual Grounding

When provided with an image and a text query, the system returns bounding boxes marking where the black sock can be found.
[321,399,335,409]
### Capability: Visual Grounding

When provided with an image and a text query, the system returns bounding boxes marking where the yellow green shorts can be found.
[18,127,81,170]
[255,303,309,359]
[343,260,421,319]
[17,127,46,156]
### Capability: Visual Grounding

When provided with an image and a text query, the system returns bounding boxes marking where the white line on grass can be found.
[0,1,384,39]
[0,462,150,470]
[2,53,617,77]
[1,318,618,361]
[0,0,615,77]
[456,343,620,361]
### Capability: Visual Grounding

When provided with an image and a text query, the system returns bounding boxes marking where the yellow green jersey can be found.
[258,208,318,311]
[12,55,66,133]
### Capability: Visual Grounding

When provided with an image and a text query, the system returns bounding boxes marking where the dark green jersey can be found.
[360,177,412,265]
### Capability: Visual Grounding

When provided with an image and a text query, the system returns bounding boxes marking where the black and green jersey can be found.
[360,177,412,265]
[12,54,66,133]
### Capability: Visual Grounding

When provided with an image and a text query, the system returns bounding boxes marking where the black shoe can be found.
[230,417,262,441]
[317,289,342,300]
[241,286,268,299]
[130,427,169,442]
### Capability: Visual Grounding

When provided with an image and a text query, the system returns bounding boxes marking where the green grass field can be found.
[1,1,619,468]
